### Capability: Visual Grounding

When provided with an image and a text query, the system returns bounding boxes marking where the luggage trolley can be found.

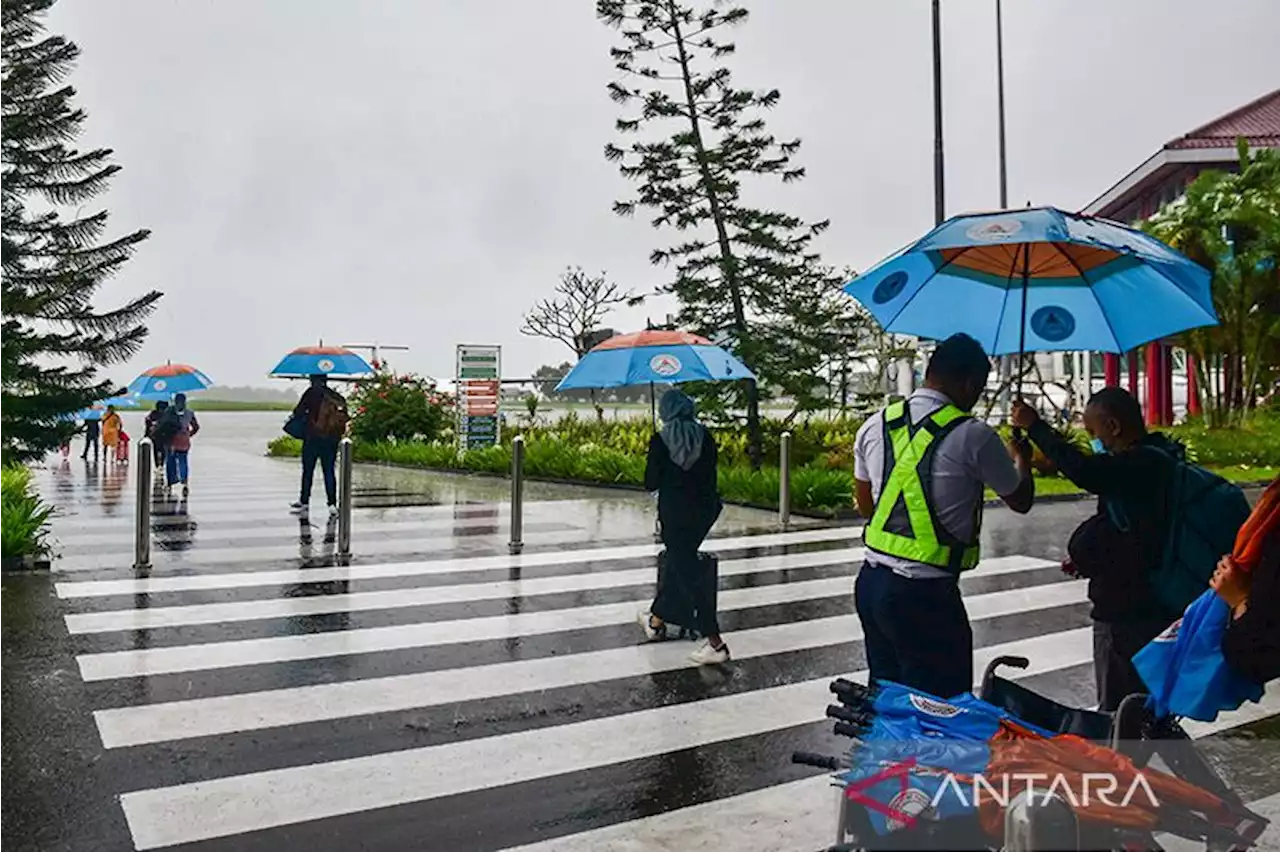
[792,656,1269,852]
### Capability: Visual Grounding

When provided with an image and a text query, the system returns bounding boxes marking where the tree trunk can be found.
[667,1,762,469]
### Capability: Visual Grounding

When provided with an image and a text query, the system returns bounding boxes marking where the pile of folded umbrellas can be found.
[818,677,1267,848]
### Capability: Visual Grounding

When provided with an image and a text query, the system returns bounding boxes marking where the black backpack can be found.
[152,408,181,446]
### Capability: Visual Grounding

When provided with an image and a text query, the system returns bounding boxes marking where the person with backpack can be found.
[161,393,200,495]
[639,389,727,665]
[1011,389,1248,710]
[144,400,170,470]
[289,374,349,517]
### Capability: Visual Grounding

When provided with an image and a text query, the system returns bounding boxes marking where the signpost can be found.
[456,345,501,450]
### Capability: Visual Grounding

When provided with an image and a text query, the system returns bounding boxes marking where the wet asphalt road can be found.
[3,419,1277,852]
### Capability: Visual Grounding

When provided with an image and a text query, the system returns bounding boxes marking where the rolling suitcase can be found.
[654,550,719,640]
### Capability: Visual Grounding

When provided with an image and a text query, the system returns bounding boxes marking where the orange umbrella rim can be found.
[590,330,712,351]
[142,363,203,377]
[288,346,357,356]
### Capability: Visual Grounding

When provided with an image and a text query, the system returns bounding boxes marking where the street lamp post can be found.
[932,0,945,226]
[996,0,1008,210]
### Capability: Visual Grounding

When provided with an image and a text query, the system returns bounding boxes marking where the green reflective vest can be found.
[863,400,982,573]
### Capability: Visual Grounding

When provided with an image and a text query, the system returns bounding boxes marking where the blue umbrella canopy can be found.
[554,330,755,391]
[844,207,1217,355]
[270,345,373,379]
[127,363,213,400]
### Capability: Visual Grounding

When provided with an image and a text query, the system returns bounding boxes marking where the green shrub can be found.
[266,436,302,457]
[1,466,54,560]
[348,373,453,444]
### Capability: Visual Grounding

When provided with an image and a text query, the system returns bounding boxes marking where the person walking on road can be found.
[640,388,729,665]
[101,405,122,464]
[80,416,100,462]
[144,400,170,471]
[289,374,349,517]
[854,333,1035,699]
[162,393,200,495]
[1011,389,1187,711]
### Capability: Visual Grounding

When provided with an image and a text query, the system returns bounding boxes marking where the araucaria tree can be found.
[2,0,160,462]
[599,0,840,468]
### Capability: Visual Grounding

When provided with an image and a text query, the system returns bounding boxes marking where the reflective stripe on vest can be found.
[863,400,981,573]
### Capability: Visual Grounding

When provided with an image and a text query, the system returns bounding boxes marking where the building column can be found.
[1127,350,1140,396]
[1104,353,1120,387]
[1161,344,1174,425]
[1145,341,1163,426]
[1186,352,1201,417]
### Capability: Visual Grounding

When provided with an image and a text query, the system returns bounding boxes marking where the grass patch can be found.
[191,400,294,412]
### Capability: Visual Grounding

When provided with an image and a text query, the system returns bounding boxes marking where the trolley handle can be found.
[791,751,842,771]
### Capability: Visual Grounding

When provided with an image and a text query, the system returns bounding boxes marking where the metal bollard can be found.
[1004,789,1078,852]
[779,430,792,529]
[337,438,353,558]
[509,435,525,555]
[134,438,153,569]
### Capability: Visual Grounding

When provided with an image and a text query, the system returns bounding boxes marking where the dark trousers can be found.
[854,561,973,698]
[300,437,339,506]
[1093,619,1168,712]
[652,517,720,638]
[81,433,99,460]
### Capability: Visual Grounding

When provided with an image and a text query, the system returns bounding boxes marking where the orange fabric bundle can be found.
[976,720,1229,839]
[1233,477,1280,572]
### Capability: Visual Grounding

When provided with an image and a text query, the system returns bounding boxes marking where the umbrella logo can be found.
[1030,305,1076,342]
[153,379,167,391]
[317,358,336,372]
[649,354,682,377]
[965,218,1024,242]
[872,271,908,304]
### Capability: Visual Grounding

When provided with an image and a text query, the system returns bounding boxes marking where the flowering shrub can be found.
[347,372,454,444]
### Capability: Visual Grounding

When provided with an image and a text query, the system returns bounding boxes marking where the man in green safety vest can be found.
[853,333,1035,698]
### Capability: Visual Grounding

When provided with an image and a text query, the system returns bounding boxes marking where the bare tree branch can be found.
[520,267,640,357]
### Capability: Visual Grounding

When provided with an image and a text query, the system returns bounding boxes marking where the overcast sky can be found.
[48,0,1279,388]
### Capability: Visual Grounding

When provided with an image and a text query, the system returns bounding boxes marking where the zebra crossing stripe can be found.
[54,525,865,598]
[73,555,1065,681]
[65,547,868,633]
[92,578,1087,747]
[117,629,1092,850]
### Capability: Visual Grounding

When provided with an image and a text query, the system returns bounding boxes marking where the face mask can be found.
[1089,437,1107,455]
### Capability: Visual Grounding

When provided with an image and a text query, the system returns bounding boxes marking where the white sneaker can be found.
[181,483,189,497]
[290,502,308,515]
[636,610,666,642]
[328,504,339,519]
[690,641,730,665]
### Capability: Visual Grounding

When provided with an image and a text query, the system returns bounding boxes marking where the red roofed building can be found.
[1082,89,1280,424]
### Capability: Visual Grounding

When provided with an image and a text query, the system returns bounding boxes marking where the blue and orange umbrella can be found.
[127,363,213,401]
[554,330,755,390]
[844,206,1217,356]
[270,345,373,379]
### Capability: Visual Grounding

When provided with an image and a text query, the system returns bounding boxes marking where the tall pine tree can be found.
[2,0,160,462]
[599,0,841,467]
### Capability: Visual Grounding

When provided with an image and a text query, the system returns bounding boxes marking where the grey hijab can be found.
[658,389,705,471]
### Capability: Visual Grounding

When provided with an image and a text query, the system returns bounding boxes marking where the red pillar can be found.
[1186,353,1201,417]
[1127,351,1140,395]
[1104,353,1120,387]
[1145,342,1163,426]
[1161,344,1174,425]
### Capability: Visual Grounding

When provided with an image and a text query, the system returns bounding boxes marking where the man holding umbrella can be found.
[853,333,1035,699]
[289,374,349,517]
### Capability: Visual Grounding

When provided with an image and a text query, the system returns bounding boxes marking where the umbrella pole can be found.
[1014,244,1031,445]
[1017,243,1030,402]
